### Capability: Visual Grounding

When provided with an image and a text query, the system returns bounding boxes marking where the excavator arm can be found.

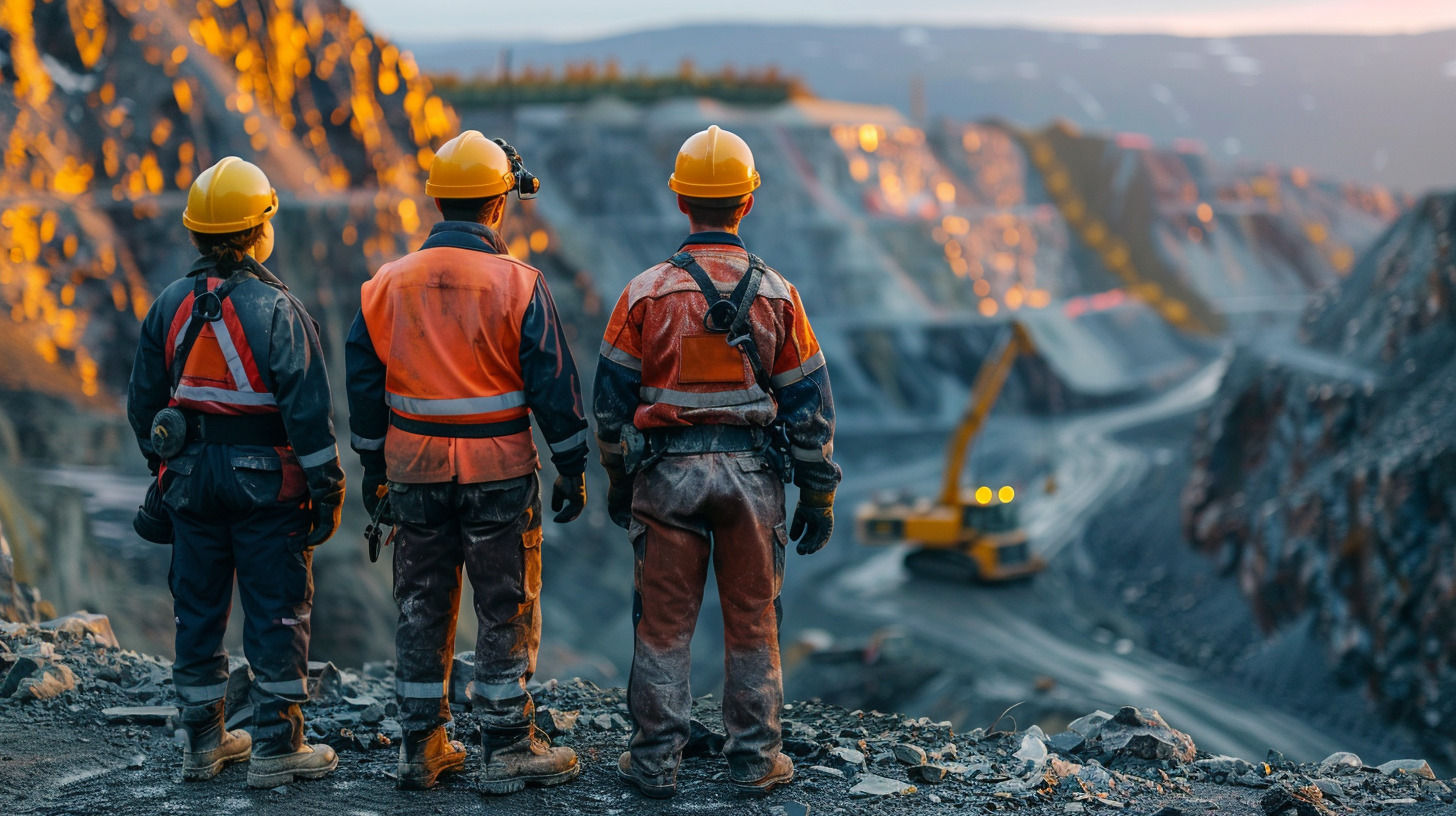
[938,322,1036,507]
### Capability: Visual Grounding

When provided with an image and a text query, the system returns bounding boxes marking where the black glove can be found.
[607,477,634,530]
[789,490,835,556]
[304,462,345,549]
[360,450,391,524]
[550,471,586,523]
[133,475,174,544]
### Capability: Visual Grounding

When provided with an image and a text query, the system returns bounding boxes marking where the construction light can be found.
[975,486,992,504]
[999,486,1015,503]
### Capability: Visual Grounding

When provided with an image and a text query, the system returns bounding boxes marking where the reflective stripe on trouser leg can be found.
[391,480,467,735]
[459,475,541,732]
[175,681,229,704]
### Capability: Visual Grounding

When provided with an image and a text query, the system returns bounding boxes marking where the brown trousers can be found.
[628,451,786,782]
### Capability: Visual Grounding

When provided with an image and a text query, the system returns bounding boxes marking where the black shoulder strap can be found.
[666,251,774,393]
[170,270,251,392]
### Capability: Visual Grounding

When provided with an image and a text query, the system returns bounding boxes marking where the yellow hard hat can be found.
[426,131,515,198]
[668,125,760,198]
[182,157,278,234]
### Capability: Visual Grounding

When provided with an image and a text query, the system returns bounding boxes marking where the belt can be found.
[646,424,766,455]
[389,412,531,439]
[185,411,289,446]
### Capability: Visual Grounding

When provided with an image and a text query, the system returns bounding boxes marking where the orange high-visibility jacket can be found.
[346,222,589,484]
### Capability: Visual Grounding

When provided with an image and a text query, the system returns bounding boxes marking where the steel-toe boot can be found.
[179,702,251,781]
[478,725,579,794]
[246,744,338,789]
[397,726,467,790]
[731,753,794,794]
[616,750,677,799]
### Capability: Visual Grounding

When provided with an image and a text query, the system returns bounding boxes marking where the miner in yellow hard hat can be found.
[345,130,586,793]
[127,156,344,788]
[596,125,839,798]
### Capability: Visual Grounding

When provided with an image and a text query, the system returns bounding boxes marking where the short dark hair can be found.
[682,194,751,230]
[189,224,265,265]
[437,195,505,223]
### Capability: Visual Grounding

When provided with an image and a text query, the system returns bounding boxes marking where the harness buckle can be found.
[193,290,224,322]
[703,299,738,333]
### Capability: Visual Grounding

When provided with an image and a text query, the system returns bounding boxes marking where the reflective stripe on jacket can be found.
[126,257,341,473]
[345,221,589,484]
[593,232,841,493]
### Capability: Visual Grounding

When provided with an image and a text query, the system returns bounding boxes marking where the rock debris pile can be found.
[2,613,1452,814]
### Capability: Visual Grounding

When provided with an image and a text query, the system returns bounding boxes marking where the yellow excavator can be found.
[855,321,1046,583]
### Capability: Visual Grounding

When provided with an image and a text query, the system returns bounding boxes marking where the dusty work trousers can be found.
[391,474,543,734]
[628,450,787,782]
[164,443,314,754]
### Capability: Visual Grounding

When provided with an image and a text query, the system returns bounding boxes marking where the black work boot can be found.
[397,726,467,790]
[180,701,251,781]
[478,724,580,795]
[617,750,677,799]
[246,700,337,789]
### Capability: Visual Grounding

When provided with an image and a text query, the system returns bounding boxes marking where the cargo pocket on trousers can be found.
[771,522,787,598]
[161,453,197,513]
[522,526,543,602]
[231,453,285,508]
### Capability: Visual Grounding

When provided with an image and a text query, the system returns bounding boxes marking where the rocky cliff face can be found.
[1185,193,1456,762]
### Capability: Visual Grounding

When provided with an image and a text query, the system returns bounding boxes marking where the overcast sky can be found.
[352,0,1456,42]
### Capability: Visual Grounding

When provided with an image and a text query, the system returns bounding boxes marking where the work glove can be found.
[304,462,345,549]
[359,450,392,525]
[550,471,587,523]
[789,489,835,556]
[607,477,634,530]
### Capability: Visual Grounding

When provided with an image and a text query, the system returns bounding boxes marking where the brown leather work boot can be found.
[617,750,677,799]
[478,727,579,795]
[246,744,338,789]
[397,727,467,790]
[731,753,794,795]
[180,703,251,781]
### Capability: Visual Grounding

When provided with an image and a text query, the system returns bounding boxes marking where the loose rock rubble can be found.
[1,610,1453,814]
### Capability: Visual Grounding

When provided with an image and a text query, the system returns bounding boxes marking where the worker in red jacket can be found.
[346,131,588,793]
[595,125,840,798]
[127,157,344,788]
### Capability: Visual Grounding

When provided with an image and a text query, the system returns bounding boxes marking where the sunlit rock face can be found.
[1185,193,1456,761]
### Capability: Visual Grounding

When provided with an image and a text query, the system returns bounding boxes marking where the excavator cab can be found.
[855,322,1046,583]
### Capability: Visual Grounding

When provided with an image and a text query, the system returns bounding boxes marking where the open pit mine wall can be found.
[1184,192,1456,761]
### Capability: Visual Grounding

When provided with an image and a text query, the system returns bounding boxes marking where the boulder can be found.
[1259,783,1333,816]
[909,764,948,784]
[1375,759,1435,779]
[16,663,75,700]
[1316,752,1363,774]
[849,773,916,797]
[892,743,928,766]
[39,612,119,649]
[1078,706,1196,764]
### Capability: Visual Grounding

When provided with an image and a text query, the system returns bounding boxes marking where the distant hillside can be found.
[406,24,1456,193]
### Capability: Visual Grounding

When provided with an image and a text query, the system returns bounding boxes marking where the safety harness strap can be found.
[171,267,251,392]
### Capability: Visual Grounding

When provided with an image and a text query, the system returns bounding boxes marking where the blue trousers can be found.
[164,442,313,753]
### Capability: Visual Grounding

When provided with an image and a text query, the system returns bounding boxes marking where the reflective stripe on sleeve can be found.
[351,433,386,451]
[396,679,447,699]
[385,391,526,416]
[791,442,834,462]
[599,341,643,372]
[296,445,338,469]
[468,678,527,702]
[770,350,826,388]
[548,429,589,453]
[173,385,278,406]
[174,681,228,704]
[639,384,767,409]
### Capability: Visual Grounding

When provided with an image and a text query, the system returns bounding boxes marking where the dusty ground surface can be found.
[3,617,1453,816]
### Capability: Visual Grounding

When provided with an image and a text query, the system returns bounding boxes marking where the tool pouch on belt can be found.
[666,250,793,484]
[620,424,650,475]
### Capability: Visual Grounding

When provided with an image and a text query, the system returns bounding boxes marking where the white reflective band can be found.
[352,433,386,451]
[599,342,642,372]
[296,445,337,469]
[175,681,228,703]
[386,391,526,416]
[173,385,278,406]
[548,429,589,453]
[209,315,257,394]
[640,385,767,409]
[770,351,826,388]
[791,442,834,462]
[468,678,527,701]
[172,316,192,352]
[254,678,309,697]
[396,679,447,698]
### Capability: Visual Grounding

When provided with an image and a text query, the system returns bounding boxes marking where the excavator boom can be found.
[938,322,1036,507]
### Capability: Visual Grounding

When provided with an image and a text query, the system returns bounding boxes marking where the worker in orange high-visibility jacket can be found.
[127,157,344,789]
[345,131,588,794]
[595,125,840,799]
